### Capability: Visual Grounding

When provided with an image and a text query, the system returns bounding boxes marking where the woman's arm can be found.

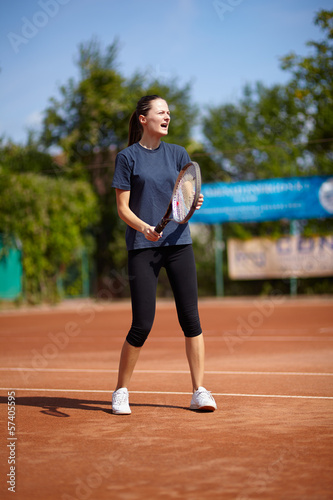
[115,189,162,242]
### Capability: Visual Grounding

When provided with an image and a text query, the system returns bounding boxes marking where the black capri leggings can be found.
[126,244,202,347]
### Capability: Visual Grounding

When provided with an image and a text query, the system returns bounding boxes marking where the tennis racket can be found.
[154,161,201,234]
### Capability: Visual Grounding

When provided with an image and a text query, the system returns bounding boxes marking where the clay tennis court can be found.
[1,296,332,499]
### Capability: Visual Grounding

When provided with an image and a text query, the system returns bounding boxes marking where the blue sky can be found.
[0,0,331,144]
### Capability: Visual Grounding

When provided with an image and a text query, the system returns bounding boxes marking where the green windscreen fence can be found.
[0,235,23,300]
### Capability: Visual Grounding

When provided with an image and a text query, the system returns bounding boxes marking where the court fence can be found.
[0,234,22,300]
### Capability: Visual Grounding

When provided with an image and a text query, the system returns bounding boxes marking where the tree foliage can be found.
[201,9,333,295]
[0,136,60,176]
[41,39,197,161]
[203,83,306,181]
[203,10,333,181]
[280,9,333,174]
[0,167,98,302]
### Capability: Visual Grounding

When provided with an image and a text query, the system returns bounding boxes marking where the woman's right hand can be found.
[143,225,162,241]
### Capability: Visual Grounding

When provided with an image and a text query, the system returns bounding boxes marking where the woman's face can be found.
[140,99,171,138]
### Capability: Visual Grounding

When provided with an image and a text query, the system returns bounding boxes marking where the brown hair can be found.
[128,95,161,146]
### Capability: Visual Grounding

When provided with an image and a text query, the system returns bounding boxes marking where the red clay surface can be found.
[0,296,333,500]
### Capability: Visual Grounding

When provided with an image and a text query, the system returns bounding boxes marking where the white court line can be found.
[2,336,333,343]
[158,336,333,342]
[0,387,332,400]
[215,337,333,342]
[1,367,333,376]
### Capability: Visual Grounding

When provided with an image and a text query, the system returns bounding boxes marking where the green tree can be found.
[280,9,333,174]
[202,10,333,180]
[200,9,333,296]
[202,82,306,181]
[41,38,197,167]
[0,135,61,177]
[0,168,98,302]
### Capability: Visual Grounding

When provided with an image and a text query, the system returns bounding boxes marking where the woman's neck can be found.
[139,134,161,150]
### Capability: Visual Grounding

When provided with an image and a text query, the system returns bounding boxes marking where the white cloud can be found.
[25,110,43,127]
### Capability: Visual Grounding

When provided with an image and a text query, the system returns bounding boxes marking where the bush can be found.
[0,169,99,302]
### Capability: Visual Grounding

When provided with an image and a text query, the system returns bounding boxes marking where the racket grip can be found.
[155,219,167,234]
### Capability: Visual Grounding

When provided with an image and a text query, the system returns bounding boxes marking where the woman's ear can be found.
[139,114,146,125]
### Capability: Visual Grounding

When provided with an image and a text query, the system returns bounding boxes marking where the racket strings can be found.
[172,166,197,222]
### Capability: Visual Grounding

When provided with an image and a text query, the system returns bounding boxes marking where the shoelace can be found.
[197,388,212,395]
[196,389,214,402]
[113,392,128,405]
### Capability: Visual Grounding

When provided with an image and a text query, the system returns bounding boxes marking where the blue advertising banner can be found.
[191,176,333,224]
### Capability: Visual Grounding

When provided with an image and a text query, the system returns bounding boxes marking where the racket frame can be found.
[155,162,201,234]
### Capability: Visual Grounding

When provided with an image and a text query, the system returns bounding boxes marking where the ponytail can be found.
[127,95,161,147]
[128,111,142,147]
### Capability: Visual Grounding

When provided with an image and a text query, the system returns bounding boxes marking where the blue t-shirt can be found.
[112,141,193,250]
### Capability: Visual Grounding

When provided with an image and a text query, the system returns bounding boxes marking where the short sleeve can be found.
[112,153,132,190]
[177,146,191,172]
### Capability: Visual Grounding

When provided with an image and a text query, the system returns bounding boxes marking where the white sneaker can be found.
[190,387,217,411]
[112,388,131,415]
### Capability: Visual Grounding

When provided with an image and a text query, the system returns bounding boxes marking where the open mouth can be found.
[161,123,168,129]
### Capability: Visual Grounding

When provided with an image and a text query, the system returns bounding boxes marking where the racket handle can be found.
[155,219,168,234]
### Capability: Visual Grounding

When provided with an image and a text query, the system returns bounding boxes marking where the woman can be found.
[111,95,217,414]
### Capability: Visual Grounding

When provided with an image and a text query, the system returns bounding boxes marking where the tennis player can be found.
[111,95,217,414]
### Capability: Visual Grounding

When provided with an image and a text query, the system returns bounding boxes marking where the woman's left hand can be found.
[196,193,204,210]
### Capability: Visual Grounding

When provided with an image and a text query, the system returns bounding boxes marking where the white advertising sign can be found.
[228,235,333,280]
